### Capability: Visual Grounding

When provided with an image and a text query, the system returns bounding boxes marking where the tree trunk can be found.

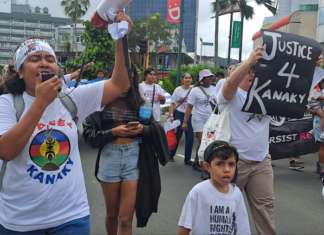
[214,0,219,68]
[74,22,78,57]
[239,13,244,62]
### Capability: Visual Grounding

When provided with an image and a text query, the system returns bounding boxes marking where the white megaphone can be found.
[91,0,132,29]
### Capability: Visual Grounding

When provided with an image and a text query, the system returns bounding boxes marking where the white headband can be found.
[13,38,57,72]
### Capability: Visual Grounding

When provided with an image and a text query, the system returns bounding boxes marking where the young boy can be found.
[178,141,251,235]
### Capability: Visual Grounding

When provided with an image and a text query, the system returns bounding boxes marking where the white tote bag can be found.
[198,102,231,160]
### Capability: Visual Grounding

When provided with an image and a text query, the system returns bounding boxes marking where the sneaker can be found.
[289,160,304,170]
[320,172,324,196]
[321,132,324,139]
[192,162,202,172]
[201,170,210,180]
[308,129,314,136]
[316,161,321,174]
[169,157,175,162]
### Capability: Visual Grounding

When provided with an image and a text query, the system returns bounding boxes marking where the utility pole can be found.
[176,0,185,87]
[144,0,151,70]
[200,37,203,64]
[193,0,199,65]
[214,0,219,68]
[227,12,233,66]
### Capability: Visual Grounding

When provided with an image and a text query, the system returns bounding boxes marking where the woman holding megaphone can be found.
[0,10,132,234]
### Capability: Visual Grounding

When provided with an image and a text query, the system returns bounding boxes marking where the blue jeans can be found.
[170,110,194,163]
[0,215,90,234]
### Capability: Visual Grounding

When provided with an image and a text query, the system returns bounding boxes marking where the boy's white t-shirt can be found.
[187,86,217,122]
[217,86,270,162]
[179,180,251,235]
[0,81,105,231]
[139,83,164,122]
[171,86,191,113]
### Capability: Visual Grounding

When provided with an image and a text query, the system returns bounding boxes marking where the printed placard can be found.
[242,30,322,118]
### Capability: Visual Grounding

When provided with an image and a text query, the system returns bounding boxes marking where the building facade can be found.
[263,0,318,26]
[0,2,81,66]
[253,11,318,49]
[125,0,198,53]
[317,0,324,52]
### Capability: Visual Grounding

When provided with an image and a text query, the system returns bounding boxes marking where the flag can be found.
[167,0,181,23]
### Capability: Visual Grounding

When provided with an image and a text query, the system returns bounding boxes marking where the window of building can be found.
[77,35,83,43]
[299,4,318,11]
[158,55,163,65]
[26,20,38,23]
[40,21,51,25]
[320,8,324,25]
[11,26,24,30]
[0,17,10,21]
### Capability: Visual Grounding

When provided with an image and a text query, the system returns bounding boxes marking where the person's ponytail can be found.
[4,61,25,95]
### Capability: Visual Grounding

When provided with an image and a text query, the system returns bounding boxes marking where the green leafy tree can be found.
[64,20,115,80]
[212,0,276,62]
[58,33,72,62]
[128,13,177,67]
[60,0,90,56]
[165,65,225,94]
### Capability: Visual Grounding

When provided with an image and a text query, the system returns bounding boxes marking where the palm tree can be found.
[61,0,90,56]
[58,33,72,62]
[212,0,276,62]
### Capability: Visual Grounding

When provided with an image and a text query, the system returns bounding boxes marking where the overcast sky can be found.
[25,0,273,60]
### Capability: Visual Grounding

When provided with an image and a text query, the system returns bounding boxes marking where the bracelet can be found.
[169,114,173,117]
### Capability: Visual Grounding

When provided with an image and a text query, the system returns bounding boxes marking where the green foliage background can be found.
[65,20,115,80]
[165,64,225,94]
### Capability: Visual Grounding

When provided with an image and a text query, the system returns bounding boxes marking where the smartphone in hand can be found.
[126,122,140,129]
[42,73,61,92]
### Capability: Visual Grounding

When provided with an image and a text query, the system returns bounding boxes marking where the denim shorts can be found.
[0,215,89,234]
[192,118,205,133]
[97,141,140,182]
[313,114,324,143]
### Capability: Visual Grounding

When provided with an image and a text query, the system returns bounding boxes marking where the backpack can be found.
[0,92,78,191]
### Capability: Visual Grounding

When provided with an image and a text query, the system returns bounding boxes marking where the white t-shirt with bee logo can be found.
[0,81,104,231]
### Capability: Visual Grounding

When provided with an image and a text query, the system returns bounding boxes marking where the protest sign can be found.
[269,114,319,160]
[243,30,322,118]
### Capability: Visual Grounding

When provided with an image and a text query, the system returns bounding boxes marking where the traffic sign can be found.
[203,42,213,46]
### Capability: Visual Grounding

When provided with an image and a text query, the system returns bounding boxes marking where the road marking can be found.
[176,154,185,158]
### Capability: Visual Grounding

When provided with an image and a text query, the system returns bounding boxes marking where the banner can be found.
[164,54,169,68]
[167,0,180,23]
[243,30,322,118]
[269,115,319,160]
[231,21,241,48]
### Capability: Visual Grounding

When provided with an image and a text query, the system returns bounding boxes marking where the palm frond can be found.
[241,5,254,19]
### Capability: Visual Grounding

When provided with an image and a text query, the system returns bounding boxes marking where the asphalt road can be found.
[79,116,324,235]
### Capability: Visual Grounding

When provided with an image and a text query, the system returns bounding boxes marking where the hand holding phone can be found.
[42,73,61,92]
[126,122,140,129]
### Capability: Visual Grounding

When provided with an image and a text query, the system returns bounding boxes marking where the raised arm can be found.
[70,62,94,80]
[101,12,133,107]
[222,46,264,101]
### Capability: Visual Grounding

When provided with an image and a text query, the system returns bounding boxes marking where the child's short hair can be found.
[204,141,239,164]
[96,69,104,75]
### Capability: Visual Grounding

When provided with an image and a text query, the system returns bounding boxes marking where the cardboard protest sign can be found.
[242,30,322,118]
